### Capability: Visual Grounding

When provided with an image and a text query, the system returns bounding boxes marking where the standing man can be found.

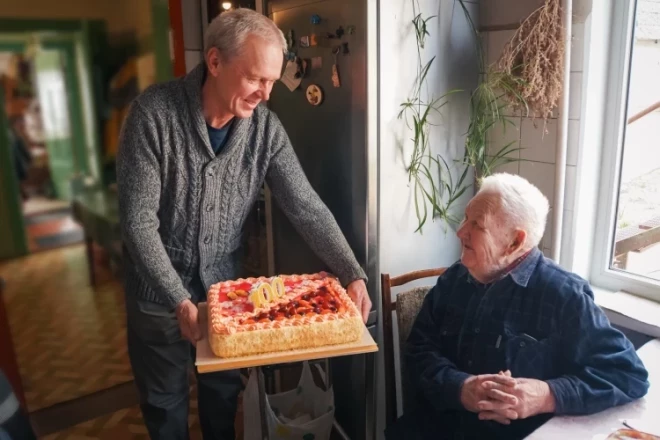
[116,8,371,440]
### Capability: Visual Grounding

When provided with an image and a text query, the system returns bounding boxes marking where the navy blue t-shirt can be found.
[207,120,233,154]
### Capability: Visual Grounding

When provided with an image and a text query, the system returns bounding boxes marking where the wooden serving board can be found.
[195,302,378,373]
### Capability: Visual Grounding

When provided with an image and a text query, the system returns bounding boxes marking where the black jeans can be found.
[126,295,242,440]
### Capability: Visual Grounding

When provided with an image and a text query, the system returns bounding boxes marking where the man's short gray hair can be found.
[204,8,287,61]
[478,173,550,248]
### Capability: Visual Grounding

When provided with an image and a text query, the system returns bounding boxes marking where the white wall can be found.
[377,0,479,436]
[379,1,477,277]
[480,0,591,269]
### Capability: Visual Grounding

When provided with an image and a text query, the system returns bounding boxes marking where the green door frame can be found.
[42,38,88,178]
[0,89,29,259]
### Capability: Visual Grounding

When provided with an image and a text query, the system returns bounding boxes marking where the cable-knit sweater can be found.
[116,62,366,309]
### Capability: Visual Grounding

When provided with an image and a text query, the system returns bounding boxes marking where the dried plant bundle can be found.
[497,0,565,120]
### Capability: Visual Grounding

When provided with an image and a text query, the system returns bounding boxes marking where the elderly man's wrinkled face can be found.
[456,193,514,282]
[207,34,282,118]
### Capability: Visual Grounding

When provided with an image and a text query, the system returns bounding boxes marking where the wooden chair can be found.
[381,268,447,426]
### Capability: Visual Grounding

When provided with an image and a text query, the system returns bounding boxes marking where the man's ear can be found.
[509,229,527,254]
[206,48,223,77]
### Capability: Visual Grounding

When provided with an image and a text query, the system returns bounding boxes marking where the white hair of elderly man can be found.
[204,8,287,60]
[478,173,550,249]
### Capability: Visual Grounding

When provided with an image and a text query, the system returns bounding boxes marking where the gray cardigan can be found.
[116,63,366,309]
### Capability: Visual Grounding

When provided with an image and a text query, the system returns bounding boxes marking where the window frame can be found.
[590,0,660,302]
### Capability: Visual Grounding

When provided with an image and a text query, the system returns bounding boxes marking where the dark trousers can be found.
[126,295,242,440]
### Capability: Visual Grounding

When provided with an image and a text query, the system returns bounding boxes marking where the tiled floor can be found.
[0,245,132,412]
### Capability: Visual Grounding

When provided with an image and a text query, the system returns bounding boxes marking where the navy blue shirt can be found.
[207,120,233,155]
[401,248,649,438]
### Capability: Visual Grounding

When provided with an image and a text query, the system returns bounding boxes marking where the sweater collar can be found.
[184,61,250,159]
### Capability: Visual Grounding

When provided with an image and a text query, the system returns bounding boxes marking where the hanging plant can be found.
[497,0,564,120]
[399,0,529,233]
[397,0,468,232]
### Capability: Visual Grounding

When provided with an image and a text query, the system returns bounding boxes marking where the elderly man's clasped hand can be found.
[461,370,556,425]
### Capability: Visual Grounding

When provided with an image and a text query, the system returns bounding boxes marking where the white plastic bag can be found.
[243,361,335,440]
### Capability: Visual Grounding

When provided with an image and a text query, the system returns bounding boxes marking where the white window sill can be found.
[593,287,660,338]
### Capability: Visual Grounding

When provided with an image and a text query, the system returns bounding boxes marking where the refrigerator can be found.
[265,0,378,438]
[206,0,378,437]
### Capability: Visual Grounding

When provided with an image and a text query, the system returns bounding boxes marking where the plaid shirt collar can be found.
[467,247,541,288]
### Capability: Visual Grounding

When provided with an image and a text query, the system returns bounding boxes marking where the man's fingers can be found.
[481,374,516,387]
[361,296,371,323]
[478,411,511,425]
[477,399,516,412]
[486,389,519,405]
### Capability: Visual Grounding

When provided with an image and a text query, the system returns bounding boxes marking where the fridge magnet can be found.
[311,56,322,69]
[306,84,324,106]
[335,26,345,38]
[300,36,310,48]
[342,42,350,54]
[281,60,302,92]
[331,46,341,88]
[310,14,321,25]
[310,33,318,47]
[347,25,356,35]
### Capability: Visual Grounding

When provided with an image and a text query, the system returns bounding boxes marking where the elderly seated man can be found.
[386,173,649,440]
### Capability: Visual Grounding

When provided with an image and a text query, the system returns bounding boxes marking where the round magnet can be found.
[306,84,324,106]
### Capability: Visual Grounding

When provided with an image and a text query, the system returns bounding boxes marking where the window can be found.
[591,0,660,302]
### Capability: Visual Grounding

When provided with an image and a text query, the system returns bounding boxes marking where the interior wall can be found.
[480,0,592,268]
[377,0,479,437]
[0,0,153,51]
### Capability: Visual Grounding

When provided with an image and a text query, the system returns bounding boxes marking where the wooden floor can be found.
[41,385,204,440]
[0,245,132,412]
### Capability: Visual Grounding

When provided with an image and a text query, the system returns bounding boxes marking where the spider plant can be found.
[398,0,528,233]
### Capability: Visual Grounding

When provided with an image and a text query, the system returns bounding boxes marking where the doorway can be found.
[2,47,87,253]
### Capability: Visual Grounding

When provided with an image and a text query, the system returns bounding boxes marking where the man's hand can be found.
[175,299,202,345]
[347,279,371,323]
[460,374,519,425]
[478,374,556,422]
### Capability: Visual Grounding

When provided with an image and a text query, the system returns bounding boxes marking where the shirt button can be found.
[468,360,473,367]
[520,341,526,347]
[204,236,211,244]
[441,330,447,336]
[206,204,214,212]
[474,327,480,334]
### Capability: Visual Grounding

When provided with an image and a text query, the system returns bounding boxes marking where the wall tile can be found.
[571,23,585,72]
[519,160,556,204]
[520,118,558,164]
[566,120,580,166]
[480,0,544,28]
[486,30,515,66]
[493,158,520,175]
[487,116,522,159]
[569,72,583,120]
[560,209,575,268]
[564,165,577,211]
[542,207,554,250]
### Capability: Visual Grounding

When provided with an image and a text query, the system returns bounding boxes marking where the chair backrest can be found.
[380,268,447,426]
